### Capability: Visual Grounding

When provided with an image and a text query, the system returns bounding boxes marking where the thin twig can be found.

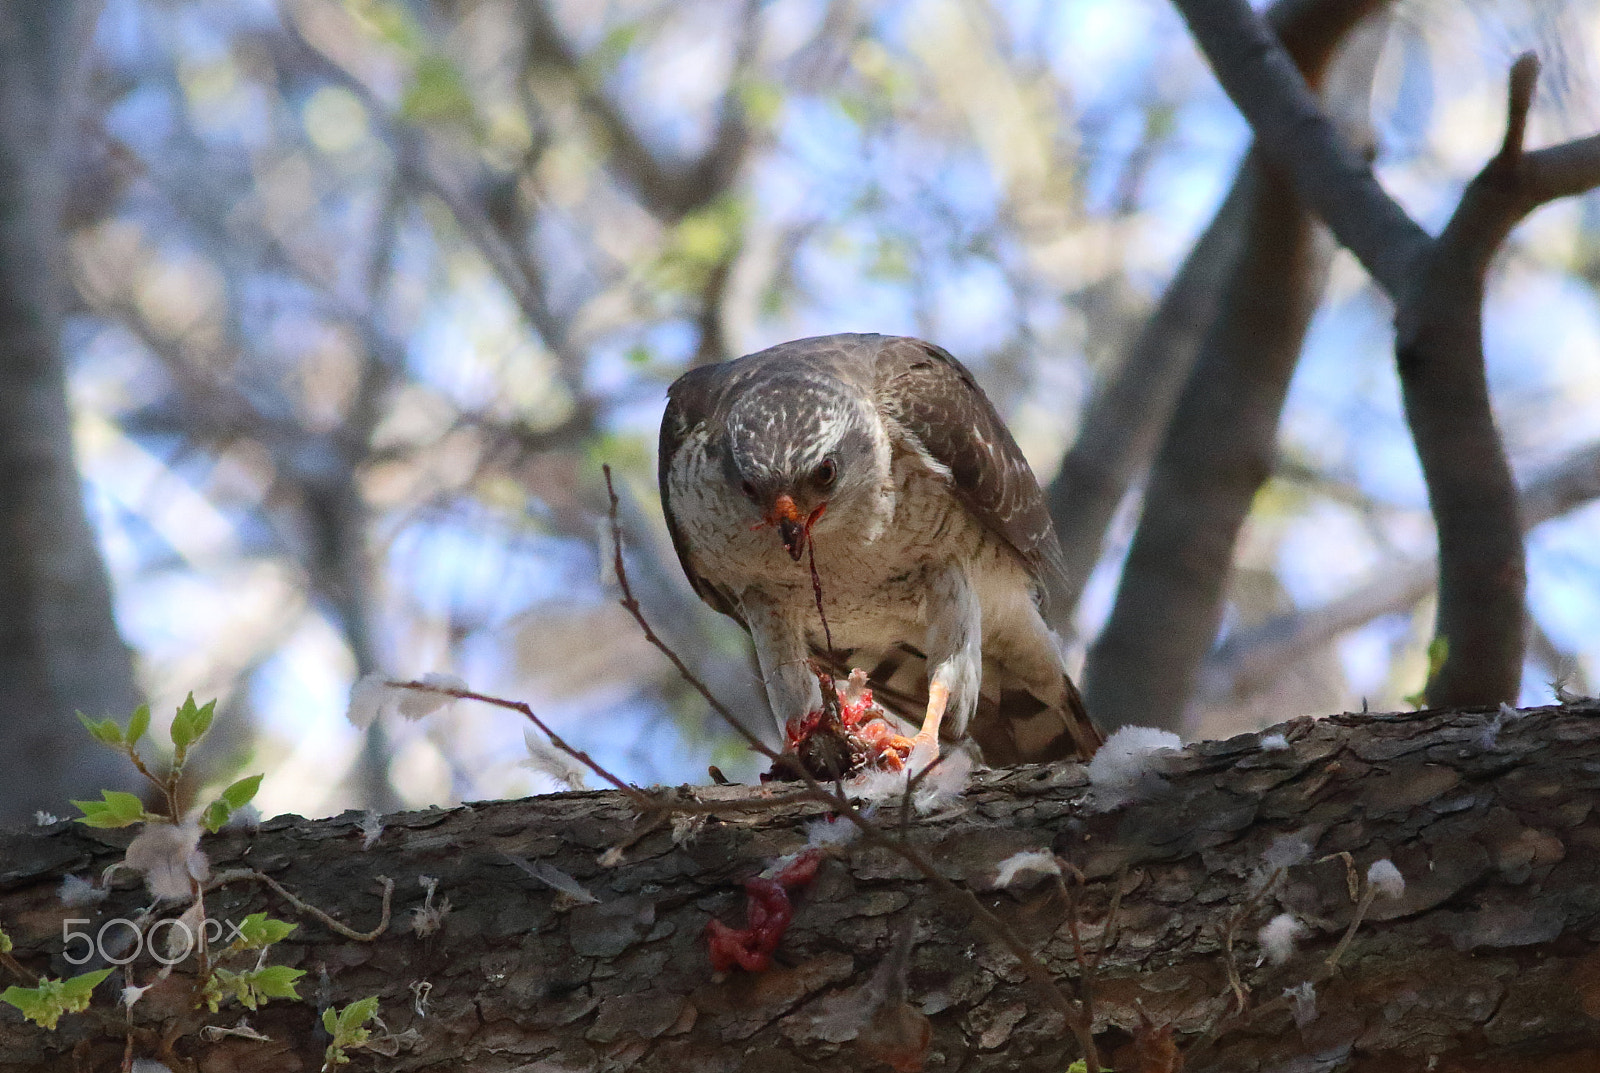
[394,681,653,811]
[0,950,29,982]
[1220,865,1285,1015]
[1325,880,1376,970]
[208,871,395,942]
[1095,864,1129,963]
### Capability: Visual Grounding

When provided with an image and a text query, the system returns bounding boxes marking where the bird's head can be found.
[721,374,885,561]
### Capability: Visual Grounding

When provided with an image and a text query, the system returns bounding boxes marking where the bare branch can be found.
[1524,133,1600,203]
[1046,0,1394,627]
[520,0,758,221]
[1166,0,1430,299]
[1083,157,1330,733]
[1202,441,1600,706]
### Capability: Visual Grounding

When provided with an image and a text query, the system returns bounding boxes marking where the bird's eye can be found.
[740,479,758,501]
[815,458,837,488]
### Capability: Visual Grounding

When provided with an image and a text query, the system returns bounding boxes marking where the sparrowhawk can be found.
[658,333,1103,766]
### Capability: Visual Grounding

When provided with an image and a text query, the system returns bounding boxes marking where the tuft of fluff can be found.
[505,854,600,905]
[59,874,108,908]
[847,767,912,805]
[357,810,384,851]
[994,850,1061,889]
[1366,858,1405,899]
[121,822,208,902]
[130,1062,174,1073]
[1257,913,1306,966]
[524,728,589,791]
[166,902,205,963]
[409,875,452,936]
[35,810,59,826]
[398,673,467,720]
[122,983,153,1009]
[1262,832,1313,871]
[913,749,974,815]
[671,813,707,846]
[1285,981,1317,1028]
[346,673,392,729]
[347,671,466,728]
[1479,702,1527,751]
[844,750,974,815]
[1259,732,1290,751]
[1086,726,1182,811]
[804,816,861,849]
[1250,832,1313,894]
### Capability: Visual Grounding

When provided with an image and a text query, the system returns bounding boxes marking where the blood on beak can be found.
[764,494,826,561]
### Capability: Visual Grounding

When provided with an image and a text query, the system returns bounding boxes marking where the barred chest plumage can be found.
[668,427,1013,653]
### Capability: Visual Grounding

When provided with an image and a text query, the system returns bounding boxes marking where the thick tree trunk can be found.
[0,3,142,822]
[3,703,1599,1070]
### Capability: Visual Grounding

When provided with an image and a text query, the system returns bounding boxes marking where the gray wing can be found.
[658,363,745,625]
[872,337,1067,589]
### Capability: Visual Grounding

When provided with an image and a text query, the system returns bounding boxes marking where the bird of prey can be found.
[658,333,1103,767]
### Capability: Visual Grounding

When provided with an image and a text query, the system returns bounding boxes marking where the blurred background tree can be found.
[5,0,1599,823]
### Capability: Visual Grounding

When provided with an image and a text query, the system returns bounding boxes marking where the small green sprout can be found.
[69,789,151,829]
[201,964,306,1013]
[1404,636,1451,709]
[202,773,264,833]
[1,969,113,1030]
[226,913,296,953]
[322,996,382,1068]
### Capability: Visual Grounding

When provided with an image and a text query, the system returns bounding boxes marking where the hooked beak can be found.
[764,493,826,561]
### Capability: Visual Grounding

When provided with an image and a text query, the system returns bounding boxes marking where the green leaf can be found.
[125,704,151,745]
[231,912,296,951]
[206,963,306,1011]
[170,693,217,755]
[201,799,232,834]
[335,994,381,1034]
[1,968,112,1029]
[323,995,381,1065]
[221,773,263,811]
[76,712,122,747]
[1404,637,1452,709]
[401,55,474,125]
[71,790,148,828]
[247,964,305,1001]
[0,925,12,954]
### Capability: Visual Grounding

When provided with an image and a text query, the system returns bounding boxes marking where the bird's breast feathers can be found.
[670,426,1022,646]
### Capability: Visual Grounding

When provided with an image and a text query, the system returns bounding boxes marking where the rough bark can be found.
[0,2,142,822]
[4,703,1600,1070]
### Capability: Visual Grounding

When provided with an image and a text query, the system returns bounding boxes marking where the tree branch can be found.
[6,703,1600,1067]
[1202,440,1600,707]
[1165,0,1429,298]
[1084,156,1330,733]
[1045,0,1392,628]
[1168,1,1600,710]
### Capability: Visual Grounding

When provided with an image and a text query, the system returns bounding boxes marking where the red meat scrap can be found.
[704,849,822,973]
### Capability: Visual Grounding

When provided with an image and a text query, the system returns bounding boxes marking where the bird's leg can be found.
[913,563,982,772]
[908,681,950,771]
[740,593,823,744]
